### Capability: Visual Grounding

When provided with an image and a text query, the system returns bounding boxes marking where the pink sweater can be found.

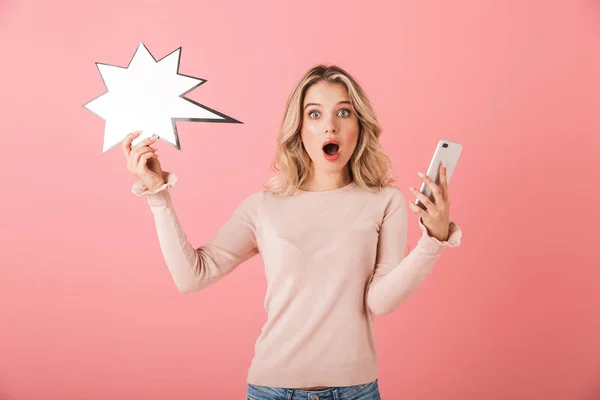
[132,172,462,388]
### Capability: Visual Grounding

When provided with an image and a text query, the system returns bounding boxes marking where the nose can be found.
[325,120,337,134]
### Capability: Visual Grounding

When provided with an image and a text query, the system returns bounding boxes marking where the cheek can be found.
[301,122,323,149]
[305,122,321,137]
[342,121,360,143]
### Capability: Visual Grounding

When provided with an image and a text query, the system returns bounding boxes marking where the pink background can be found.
[1,0,599,399]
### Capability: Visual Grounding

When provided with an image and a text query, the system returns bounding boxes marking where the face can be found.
[300,81,360,176]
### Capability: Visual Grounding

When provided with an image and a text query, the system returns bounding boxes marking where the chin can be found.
[314,159,350,173]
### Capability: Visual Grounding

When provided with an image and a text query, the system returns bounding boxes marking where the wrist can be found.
[424,223,449,242]
[141,180,164,192]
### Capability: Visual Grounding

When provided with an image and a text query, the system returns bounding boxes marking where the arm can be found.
[132,171,261,293]
[366,189,462,316]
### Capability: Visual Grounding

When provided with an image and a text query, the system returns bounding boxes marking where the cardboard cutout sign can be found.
[83,42,241,152]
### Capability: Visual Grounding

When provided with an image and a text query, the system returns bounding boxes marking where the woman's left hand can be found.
[408,162,451,242]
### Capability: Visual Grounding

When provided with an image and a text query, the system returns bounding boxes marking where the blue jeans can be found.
[246,379,380,400]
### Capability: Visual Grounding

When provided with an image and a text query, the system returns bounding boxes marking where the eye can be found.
[308,110,321,119]
[338,108,351,118]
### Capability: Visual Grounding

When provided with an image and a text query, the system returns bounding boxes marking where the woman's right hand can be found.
[122,131,165,191]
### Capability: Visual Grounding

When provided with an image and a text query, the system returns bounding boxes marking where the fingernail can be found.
[409,186,415,192]
[418,172,425,178]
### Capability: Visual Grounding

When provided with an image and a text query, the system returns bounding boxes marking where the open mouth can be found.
[323,143,339,155]
[322,142,340,161]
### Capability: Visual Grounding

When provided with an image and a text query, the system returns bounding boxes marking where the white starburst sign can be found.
[83,42,241,152]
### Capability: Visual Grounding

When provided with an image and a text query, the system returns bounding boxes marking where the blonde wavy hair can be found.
[263,64,396,196]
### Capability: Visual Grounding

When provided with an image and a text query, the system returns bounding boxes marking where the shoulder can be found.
[366,184,407,211]
[362,185,408,224]
[232,190,265,218]
[378,184,406,200]
[242,189,266,204]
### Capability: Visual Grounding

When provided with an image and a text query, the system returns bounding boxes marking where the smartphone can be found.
[414,140,462,211]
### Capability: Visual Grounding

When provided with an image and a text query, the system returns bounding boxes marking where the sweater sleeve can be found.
[366,188,462,316]
[131,171,261,293]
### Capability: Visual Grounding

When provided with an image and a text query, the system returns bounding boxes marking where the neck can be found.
[300,166,352,192]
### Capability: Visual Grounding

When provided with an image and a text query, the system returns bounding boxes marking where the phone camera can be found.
[442,143,448,148]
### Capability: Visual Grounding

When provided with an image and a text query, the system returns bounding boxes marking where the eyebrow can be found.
[304,100,352,110]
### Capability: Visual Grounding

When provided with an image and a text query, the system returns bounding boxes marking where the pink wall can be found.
[1,0,598,399]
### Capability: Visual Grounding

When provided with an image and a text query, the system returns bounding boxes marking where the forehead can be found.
[303,81,350,104]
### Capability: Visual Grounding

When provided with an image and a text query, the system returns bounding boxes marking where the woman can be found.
[122,65,462,399]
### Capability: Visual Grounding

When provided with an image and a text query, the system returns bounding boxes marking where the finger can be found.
[131,146,156,167]
[409,186,436,215]
[408,199,428,218]
[122,131,141,158]
[131,136,157,152]
[439,162,449,202]
[418,172,444,209]
[131,145,156,158]
[137,152,155,170]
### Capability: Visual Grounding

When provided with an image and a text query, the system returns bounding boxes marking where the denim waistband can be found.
[247,379,379,400]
